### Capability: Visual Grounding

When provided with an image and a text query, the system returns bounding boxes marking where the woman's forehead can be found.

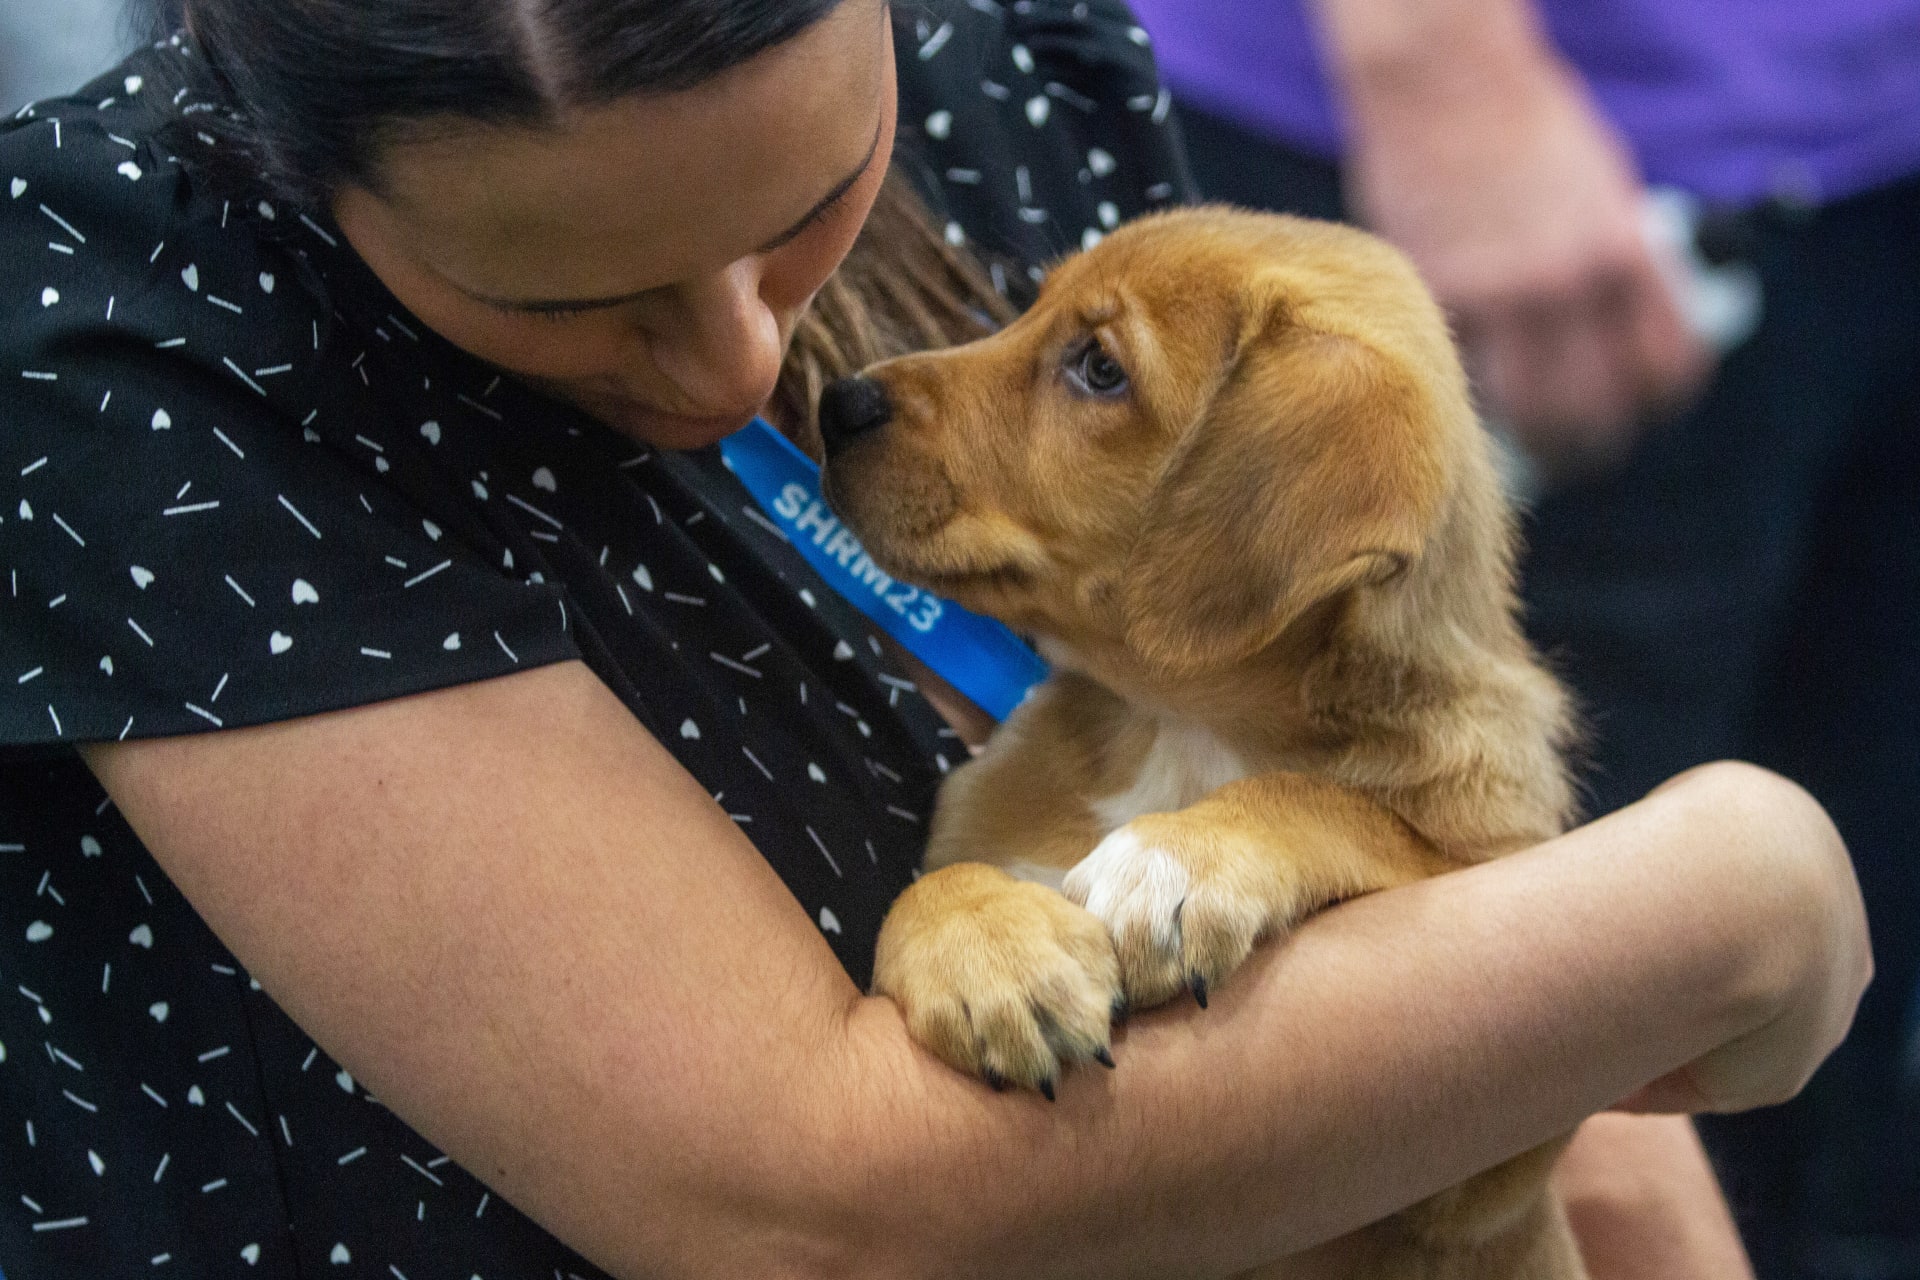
[361,0,892,303]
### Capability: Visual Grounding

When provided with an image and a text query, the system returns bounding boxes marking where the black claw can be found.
[1190,974,1209,1009]
[983,1067,1007,1092]
[1038,1077,1057,1102]
[1093,1046,1116,1069]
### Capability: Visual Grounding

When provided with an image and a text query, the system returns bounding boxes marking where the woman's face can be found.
[333,0,895,450]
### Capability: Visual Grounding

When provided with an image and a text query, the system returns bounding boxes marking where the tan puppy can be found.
[817,206,1582,1280]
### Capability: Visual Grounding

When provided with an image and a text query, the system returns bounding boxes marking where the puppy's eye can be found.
[1067,339,1130,398]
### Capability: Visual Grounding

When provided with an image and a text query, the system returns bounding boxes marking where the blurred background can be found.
[7,1,1917,1277]
[1,0,138,114]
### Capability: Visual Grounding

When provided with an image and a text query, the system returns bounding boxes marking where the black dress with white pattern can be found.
[0,5,1190,1276]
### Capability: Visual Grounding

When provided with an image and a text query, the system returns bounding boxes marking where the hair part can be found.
[163,0,844,205]
[150,0,1012,449]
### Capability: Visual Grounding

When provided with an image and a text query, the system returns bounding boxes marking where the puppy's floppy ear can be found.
[1120,282,1450,671]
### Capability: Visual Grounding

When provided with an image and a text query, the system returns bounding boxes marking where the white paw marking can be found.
[1066,828,1190,950]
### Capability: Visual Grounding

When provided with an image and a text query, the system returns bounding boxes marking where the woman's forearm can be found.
[1556,1115,1754,1280]
[807,763,1863,1279]
[91,666,1863,1280]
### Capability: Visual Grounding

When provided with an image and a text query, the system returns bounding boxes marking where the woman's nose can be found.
[647,260,785,418]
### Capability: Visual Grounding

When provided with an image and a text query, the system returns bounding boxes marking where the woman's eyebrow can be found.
[755,115,885,254]
[478,117,887,316]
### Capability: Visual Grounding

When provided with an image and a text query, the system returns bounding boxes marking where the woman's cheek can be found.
[426,306,638,382]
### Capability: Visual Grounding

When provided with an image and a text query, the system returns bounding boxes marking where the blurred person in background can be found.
[1124,1,1920,1276]
[0,0,137,113]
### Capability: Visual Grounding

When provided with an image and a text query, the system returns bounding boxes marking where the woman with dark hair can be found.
[0,2,1869,1277]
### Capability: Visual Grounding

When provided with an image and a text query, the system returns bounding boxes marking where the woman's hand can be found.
[1314,0,1714,473]
[85,658,1868,1280]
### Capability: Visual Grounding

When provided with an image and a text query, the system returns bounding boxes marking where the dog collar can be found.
[719,417,1048,721]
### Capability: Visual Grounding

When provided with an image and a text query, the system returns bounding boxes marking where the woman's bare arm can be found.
[84,661,1867,1280]
[1556,1115,1754,1280]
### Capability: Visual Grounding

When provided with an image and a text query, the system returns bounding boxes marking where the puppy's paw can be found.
[1063,814,1297,1011]
[874,862,1122,1098]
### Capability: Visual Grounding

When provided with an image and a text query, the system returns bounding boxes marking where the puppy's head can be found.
[818,207,1485,681]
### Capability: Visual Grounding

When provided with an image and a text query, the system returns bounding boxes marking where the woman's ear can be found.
[1119,287,1448,673]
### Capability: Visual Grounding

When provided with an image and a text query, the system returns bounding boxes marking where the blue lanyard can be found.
[718,418,1048,721]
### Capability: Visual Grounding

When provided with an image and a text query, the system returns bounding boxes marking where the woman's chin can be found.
[591,402,758,451]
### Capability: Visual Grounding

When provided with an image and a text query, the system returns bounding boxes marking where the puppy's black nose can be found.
[818,376,892,459]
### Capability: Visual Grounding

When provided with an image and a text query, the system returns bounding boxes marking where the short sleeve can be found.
[0,105,579,750]
[893,0,1197,279]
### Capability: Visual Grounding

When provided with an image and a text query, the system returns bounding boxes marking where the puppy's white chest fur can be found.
[1091,717,1250,834]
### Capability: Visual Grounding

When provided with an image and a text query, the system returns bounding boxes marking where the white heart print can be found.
[151,408,171,430]
[180,263,199,292]
[258,272,275,293]
[40,287,58,307]
[130,565,154,588]
[291,578,319,605]
[270,631,293,654]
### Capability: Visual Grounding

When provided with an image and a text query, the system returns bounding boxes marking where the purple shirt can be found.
[1128,0,1920,206]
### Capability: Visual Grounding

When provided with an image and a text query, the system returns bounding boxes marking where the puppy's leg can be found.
[1065,772,1451,1010]
[874,679,1125,1094]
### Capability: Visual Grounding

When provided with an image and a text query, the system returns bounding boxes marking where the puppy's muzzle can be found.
[818,376,893,459]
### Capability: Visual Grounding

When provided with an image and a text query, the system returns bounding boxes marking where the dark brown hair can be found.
[160,0,1010,444]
